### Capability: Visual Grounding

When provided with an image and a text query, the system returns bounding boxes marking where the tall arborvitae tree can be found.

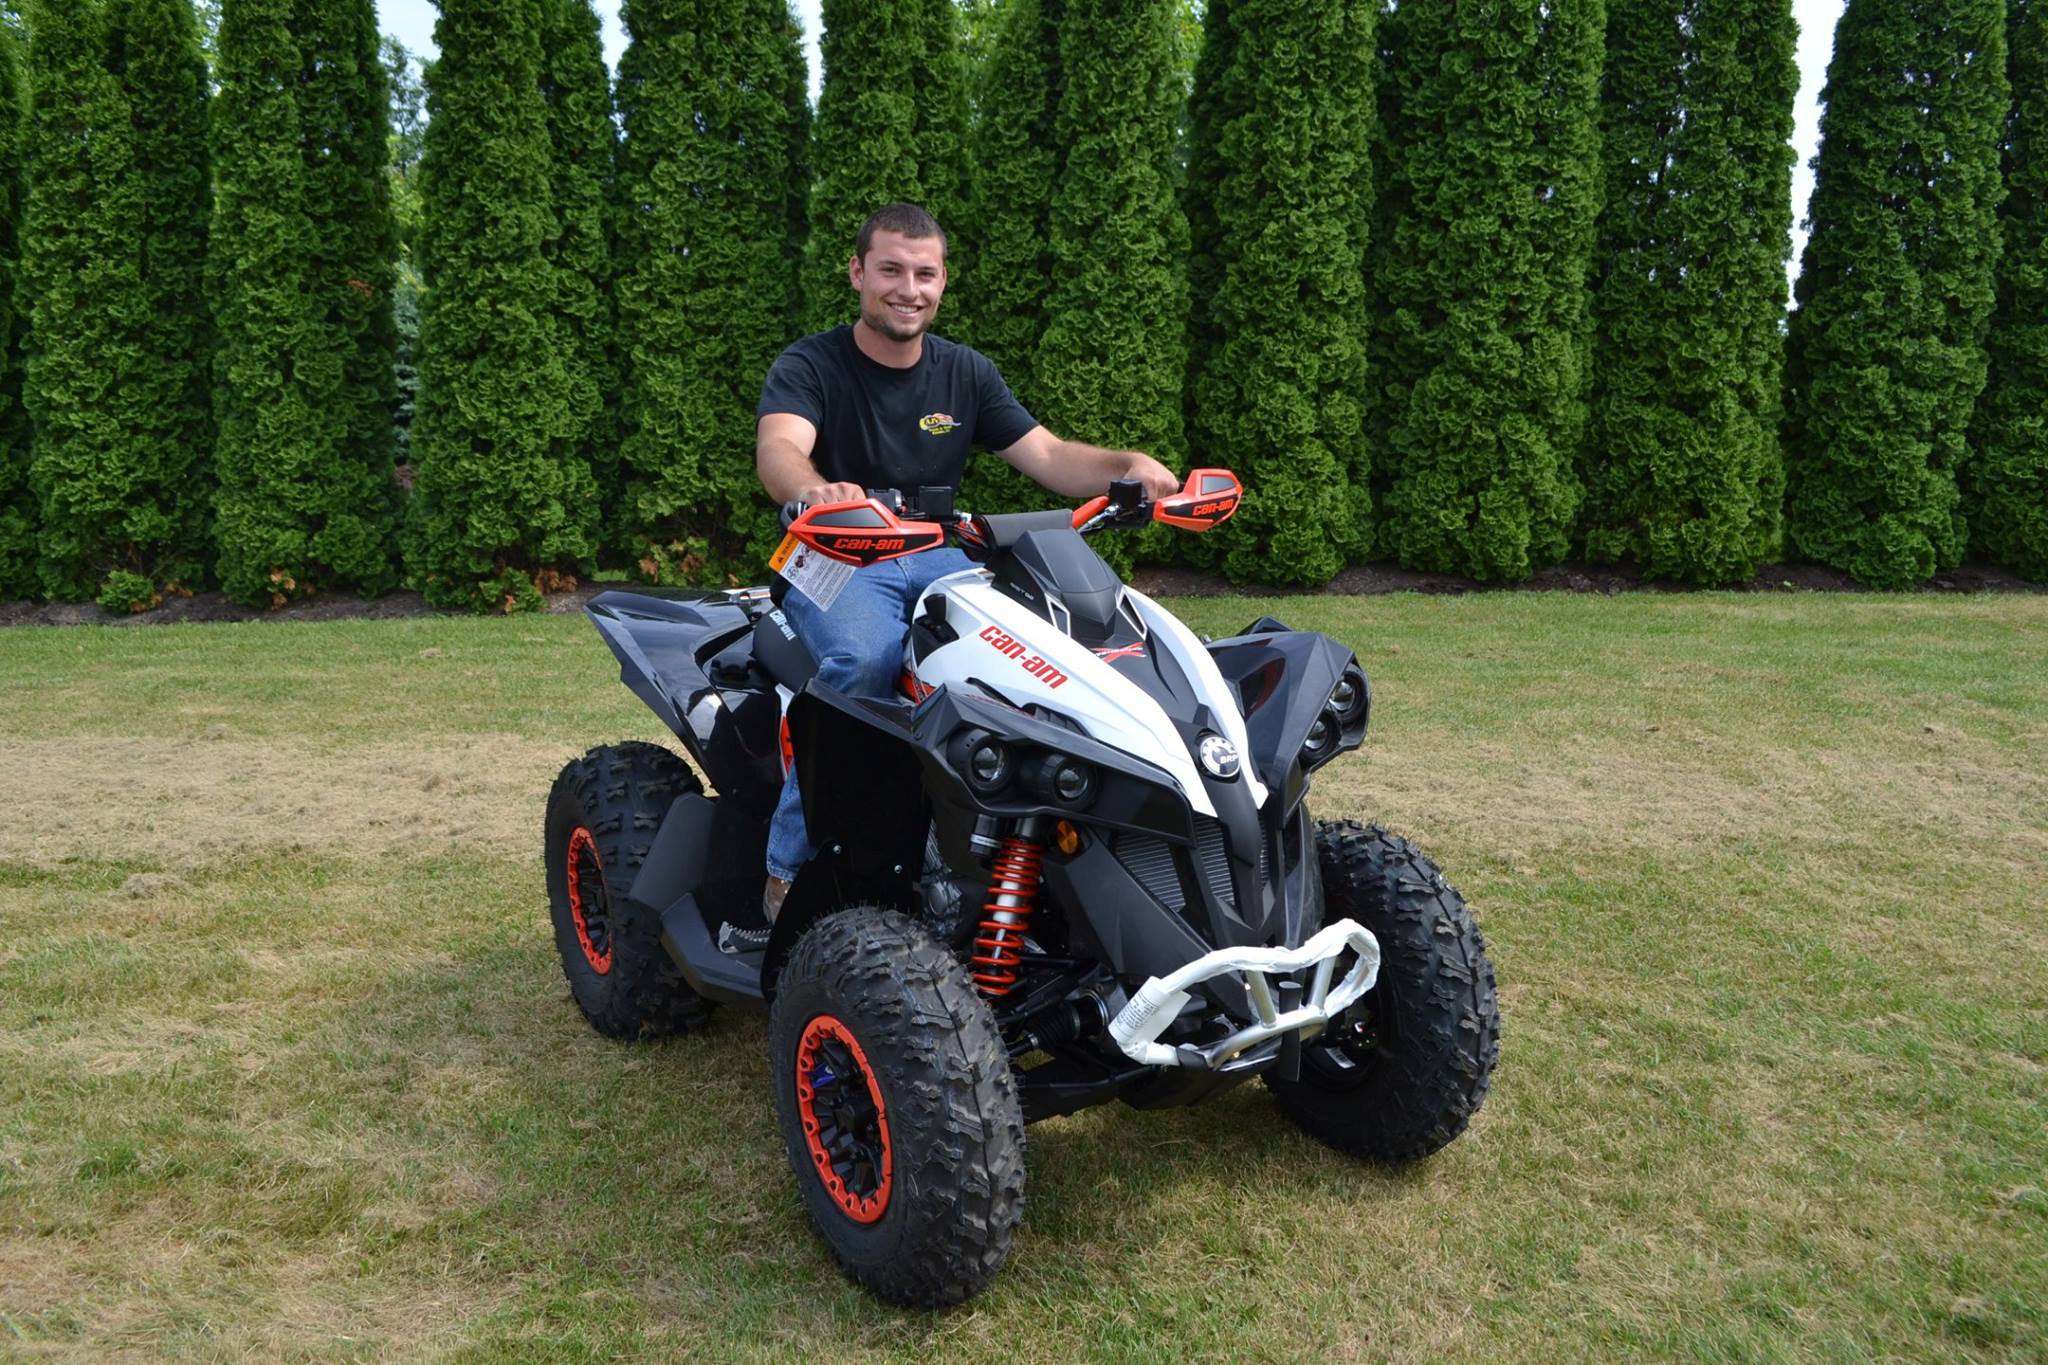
[800,0,969,331]
[913,0,973,334]
[1367,0,1603,581]
[410,0,599,611]
[800,1,921,330]
[0,23,30,599]
[612,0,809,580]
[959,0,1059,517]
[1783,0,2010,588]
[1582,0,1799,584]
[1184,0,1375,585]
[1035,0,1188,570]
[1969,0,2048,579]
[539,0,617,533]
[112,0,214,530]
[295,0,398,586]
[23,0,212,610]
[211,0,396,606]
[1181,0,1232,405]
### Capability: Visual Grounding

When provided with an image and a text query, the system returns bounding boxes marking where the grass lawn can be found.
[1,592,2043,1362]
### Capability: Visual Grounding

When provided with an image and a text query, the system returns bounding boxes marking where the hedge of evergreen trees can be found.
[1784,0,2010,589]
[0,23,30,600]
[211,0,397,608]
[0,0,2045,612]
[798,0,967,333]
[1366,0,1604,583]
[1970,0,2047,580]
[22,0,212,611]
[612,0,809,580]
[1183,0,1376,585]
[1034,0,1189,574]
[408,0,600,611]
[1584,0,1798,585]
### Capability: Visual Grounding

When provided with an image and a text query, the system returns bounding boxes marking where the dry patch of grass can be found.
[2,596,2044,1361]
[0,734,573,869]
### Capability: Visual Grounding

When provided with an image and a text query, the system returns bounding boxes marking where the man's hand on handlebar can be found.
[794,480,866,508]
[1125,453,1181,502]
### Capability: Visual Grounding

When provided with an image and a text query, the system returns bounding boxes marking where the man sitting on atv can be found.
[753,202,1179,924]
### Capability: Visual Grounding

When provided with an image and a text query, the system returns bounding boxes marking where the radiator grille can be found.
[1193,817,1234,908]
[1112,830,1183,910]
[1114,819,1265,916]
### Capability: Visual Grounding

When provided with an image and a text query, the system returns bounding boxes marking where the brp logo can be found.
[1198,733,1241,779]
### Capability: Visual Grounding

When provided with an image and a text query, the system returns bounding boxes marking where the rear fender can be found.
[585,591,783,816]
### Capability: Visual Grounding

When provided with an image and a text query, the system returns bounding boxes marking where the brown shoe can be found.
[762,874,791,924]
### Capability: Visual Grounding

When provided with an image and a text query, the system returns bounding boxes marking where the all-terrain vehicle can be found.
[543,471,1500,1307]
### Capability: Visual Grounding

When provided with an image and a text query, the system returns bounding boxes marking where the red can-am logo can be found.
[979,625,1068,689]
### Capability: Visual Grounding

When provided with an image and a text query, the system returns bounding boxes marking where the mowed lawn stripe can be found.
[0,594,2042,1361]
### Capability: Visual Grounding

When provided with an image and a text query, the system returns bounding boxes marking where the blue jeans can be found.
[765,548,974,882]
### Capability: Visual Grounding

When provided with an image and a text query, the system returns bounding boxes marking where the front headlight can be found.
[1023,752,1099,807]
[1301,708,1338,761]
[1328,667,1367,722]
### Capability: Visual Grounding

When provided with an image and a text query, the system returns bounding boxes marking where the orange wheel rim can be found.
[563,826,612,975]
[794,1014,892,1223]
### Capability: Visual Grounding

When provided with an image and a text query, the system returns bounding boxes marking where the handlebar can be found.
[777,469,1240,566]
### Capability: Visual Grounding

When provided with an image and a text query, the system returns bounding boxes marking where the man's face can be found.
[850,230,947,342]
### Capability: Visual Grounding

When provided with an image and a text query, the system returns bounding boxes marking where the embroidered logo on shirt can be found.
[919,411,959,436]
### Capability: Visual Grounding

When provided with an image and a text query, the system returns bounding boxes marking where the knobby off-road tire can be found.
[770,908,1026,1308]
[543,742,712,1040]
[1268,820,1500,1161]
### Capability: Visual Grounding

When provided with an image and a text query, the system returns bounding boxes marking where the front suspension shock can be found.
[970,823,1046,997]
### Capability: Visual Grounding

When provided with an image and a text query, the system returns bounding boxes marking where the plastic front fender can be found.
[1205,622,1367,810]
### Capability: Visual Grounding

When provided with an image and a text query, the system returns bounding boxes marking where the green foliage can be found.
[799,0,967,333]
[409,0,599,611]
[210,0,397,607]
[1583,0,1799,585]
[0,24,30,599]
[1366,0,1603,581]
[1183,0,1375,586]
[1181,0,1231,396]
[383,37,426,261]
[611,0,809,581]
[1969,0,2048,580]
[958,0,1059,519]
[539,0,618,534]
[1783,0,2010,588]
[22,0,212,604]
[1035,0,1189,572]
[913,0,972,334]
[383,37,424,473]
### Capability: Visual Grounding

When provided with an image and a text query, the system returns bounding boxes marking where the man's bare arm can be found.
[757,413,865,506]
[995,425,1181,501]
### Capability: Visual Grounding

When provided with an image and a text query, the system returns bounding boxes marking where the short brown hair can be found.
[856,203,947,262]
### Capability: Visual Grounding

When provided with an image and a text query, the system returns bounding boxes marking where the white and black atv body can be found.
[544,474,1499,1308]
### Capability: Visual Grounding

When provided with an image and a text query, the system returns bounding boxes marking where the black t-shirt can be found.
[756,326,1039,493]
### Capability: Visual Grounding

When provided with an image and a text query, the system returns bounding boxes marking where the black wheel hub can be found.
[808,1037,886,1199]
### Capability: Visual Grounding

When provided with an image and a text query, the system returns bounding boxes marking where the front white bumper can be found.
[1106,918,1382,1069]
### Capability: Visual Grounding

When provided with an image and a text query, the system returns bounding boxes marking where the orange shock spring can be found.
[970,835,1044,997]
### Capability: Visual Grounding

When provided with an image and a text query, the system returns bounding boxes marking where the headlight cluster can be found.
[1301,666,1368,768]
[950,730,1100,808]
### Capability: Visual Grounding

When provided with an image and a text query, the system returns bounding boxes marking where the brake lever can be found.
[779,500,807,530]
